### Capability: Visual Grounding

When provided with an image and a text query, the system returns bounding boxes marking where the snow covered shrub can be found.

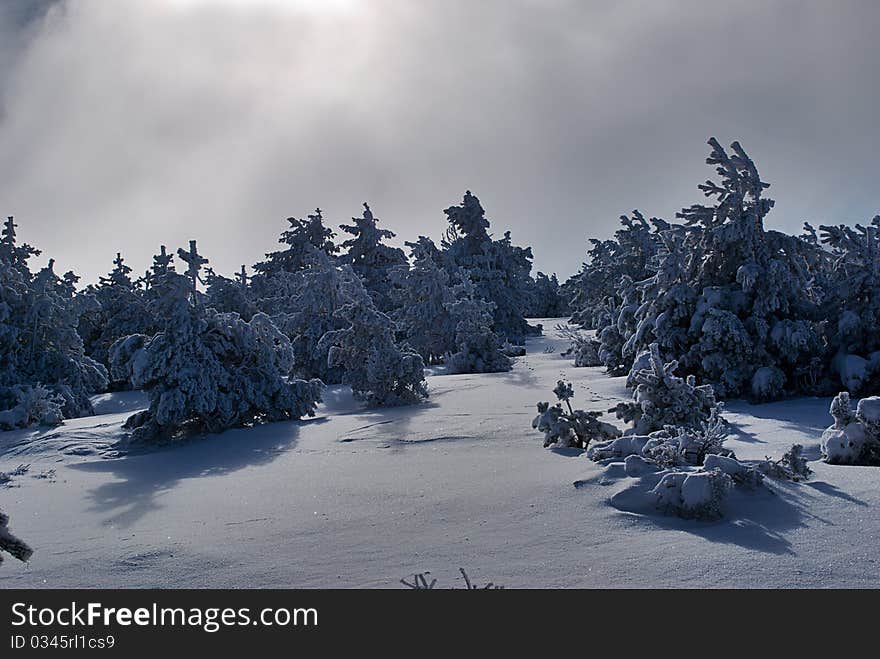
[531,380,620,449]
[556,324,601,367]
[587,434,650,461]
[643,411,729,467]
[820,392,880,465]
[0,508,33,565]
[611,343,718,435]
[500,341,526,358]
[110,260,323,442]
[338,203,408,312]
[588,344,730,474]
[0,384,63,431]
[704,453,765,488]
[758,444,812,481]
[651,468,733,520]
[318,298,428,407]
[750,366,786,403]
[590,433,763,521]
[588,407,729,468]
[444,276,512,374]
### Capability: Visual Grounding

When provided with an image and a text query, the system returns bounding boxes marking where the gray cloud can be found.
[1,0,878,285]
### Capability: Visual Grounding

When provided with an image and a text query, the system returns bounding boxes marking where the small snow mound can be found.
[653,469,732,520]
[90,391,149,416]
[587,435,649,461]
[624,454,657,477]
[821,424,868,465]
[704,454,764,487]
[856,396,880,429]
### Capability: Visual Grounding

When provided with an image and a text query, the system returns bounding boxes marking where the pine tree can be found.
[597,274,640,375]
[318,296,428,406]
[109,261,323,442]
[441,191,536,343]
[259,250,368,384]
[338,203,408,312]
[204,267,256,321]
[565,211,665,328]
[608,342,719,436]
[143,244,175,290]
[1,220,108,428]
[619,228,695,368]
[817,217,880,393]
[253,208,339,280]
[526,272,569,318]
[78,252,152,371]
[589,139,825,400]
[0,216,41,271]
[444,274,512,374]
[177,240,209,297]
[389,239,457,365]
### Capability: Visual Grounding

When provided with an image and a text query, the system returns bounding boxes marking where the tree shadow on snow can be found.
[495,366,542,389]
[549,446,586,458]
[722,423,766,444]
[805,481,868,506]
[609,477,826,556]
[69,417,328,528]
[336,403,457,449]
[724,397,832,431]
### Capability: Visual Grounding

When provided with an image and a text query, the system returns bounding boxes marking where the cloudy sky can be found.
[1,0,878,285]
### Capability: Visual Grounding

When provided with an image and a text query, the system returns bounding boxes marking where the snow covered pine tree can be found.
[109,241,323,442]
[441,191,537,344]
[317,292,428,407]
[444,274,512,374]
[253,208,339,280]
[78,252,152,373]
[1,216,108,429]
[389,236,457,365]
[338,203,408,312]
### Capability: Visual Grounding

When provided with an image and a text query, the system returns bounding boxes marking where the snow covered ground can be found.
[1,321,878,588]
